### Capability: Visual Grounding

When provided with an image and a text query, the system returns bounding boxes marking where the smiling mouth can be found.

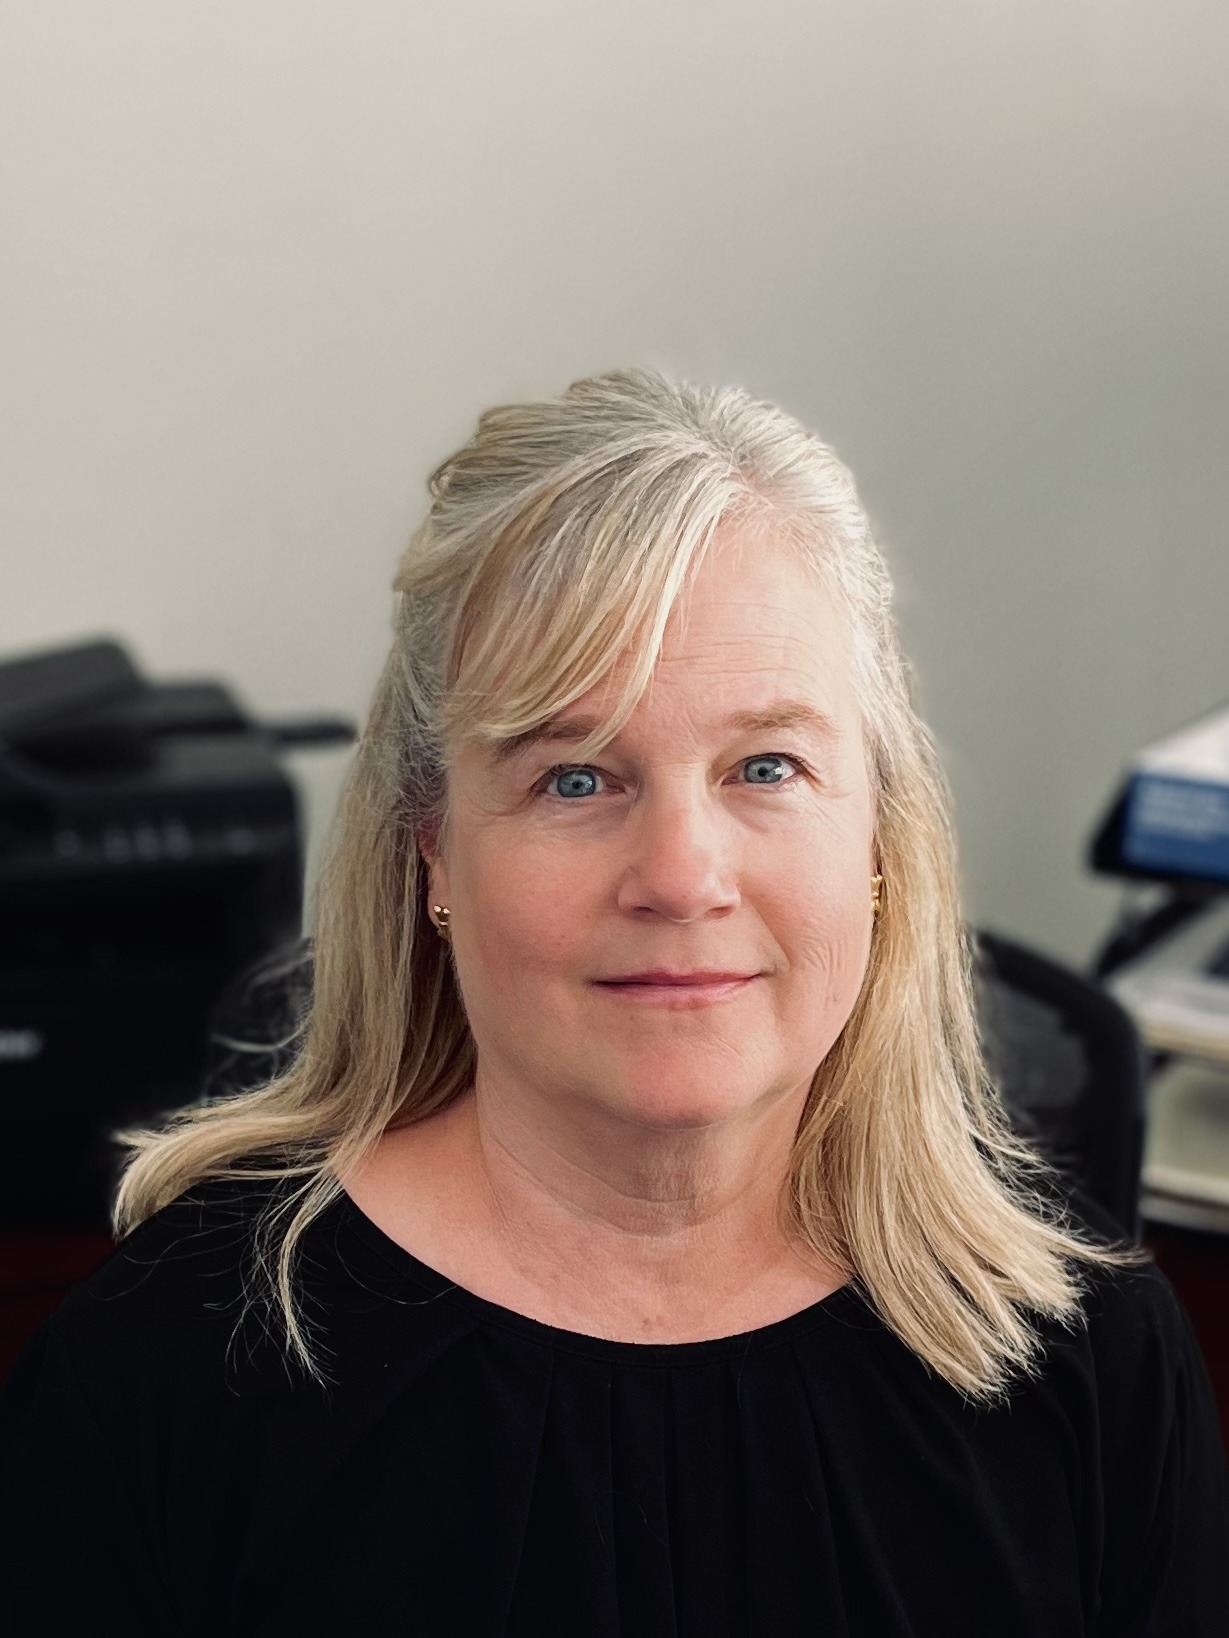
[596,972,759,986]
[592,975,759,1005]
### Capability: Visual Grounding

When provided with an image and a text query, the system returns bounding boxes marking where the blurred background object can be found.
[0,636,353,1227]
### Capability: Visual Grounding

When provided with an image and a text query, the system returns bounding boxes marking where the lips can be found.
[597,971,756,986]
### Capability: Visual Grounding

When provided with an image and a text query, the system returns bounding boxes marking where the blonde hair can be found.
[113,366,1149,1405]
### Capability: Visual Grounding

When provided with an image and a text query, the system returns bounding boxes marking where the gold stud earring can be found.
[432,904,451,939]
[870,874,884,917]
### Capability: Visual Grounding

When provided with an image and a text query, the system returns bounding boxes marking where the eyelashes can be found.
[533,752,810,803]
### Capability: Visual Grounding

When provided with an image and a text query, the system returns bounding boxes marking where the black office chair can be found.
[200,927,1148,1244]
[973,928,1146,1243]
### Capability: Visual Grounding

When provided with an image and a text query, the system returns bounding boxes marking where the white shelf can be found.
[1105,896,1229,1065]
[1093,896,1229,1232]
[1140,1189,1229,1237]
[1138,1056,1229,1230]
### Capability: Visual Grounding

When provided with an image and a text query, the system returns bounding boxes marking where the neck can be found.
[440,1080,834,1325]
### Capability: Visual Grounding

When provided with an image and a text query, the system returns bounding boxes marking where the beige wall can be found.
[3,1,1227,967]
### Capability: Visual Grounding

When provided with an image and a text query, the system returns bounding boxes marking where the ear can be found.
[415,817,441,870]
[416,821,451,908]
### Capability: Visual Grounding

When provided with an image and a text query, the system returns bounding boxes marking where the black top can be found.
[2,1176,1227,1637]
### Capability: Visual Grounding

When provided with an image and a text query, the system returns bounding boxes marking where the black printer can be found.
[0,637,354,1228]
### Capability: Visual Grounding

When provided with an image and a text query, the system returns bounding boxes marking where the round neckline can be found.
[335,1188,865,1364]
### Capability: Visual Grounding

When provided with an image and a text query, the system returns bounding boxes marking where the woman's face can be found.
[423,523,877,1136]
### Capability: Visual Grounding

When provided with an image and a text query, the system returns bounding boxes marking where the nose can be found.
[614,786,741,923]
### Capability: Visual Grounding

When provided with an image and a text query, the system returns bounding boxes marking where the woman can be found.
[2,368,1226,1635]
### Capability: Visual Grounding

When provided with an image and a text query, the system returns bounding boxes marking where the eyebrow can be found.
[490,700,844,765]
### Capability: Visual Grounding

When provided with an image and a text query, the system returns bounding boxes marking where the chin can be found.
[594,1070,763,1130]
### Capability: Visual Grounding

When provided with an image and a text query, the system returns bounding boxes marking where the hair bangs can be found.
[443,451,737,768]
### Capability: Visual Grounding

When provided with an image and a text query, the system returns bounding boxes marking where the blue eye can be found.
[536,753,804,801]
[543,765,602,800]
[740,753,799,786]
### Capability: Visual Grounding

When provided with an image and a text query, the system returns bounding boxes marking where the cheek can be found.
[783,878,874,995]
[778,921,872,1070]
[465,852,586,984]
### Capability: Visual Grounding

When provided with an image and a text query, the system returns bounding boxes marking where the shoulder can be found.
[1048,1203,1229,1627]
[1040,1186,1227,1526]
[0,1176,298,1566]
[22,1172,450,1407]
[1024,1181,1202,1422]
[1068,1251,1198,1425]
[1048,1182,1196,1380]
[0,1176,416,1631]
[51,1173,284,1346]
[22,1173,382,1417]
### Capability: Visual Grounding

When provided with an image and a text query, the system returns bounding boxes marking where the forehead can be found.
[490,525,860,764]
[662,520,851,676]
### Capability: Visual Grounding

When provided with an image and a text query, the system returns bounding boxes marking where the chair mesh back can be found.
[976,977,1089,1175]
[973,930,1146,1241]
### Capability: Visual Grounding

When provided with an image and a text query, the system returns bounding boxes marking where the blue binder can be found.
[1120,703,1229,885]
